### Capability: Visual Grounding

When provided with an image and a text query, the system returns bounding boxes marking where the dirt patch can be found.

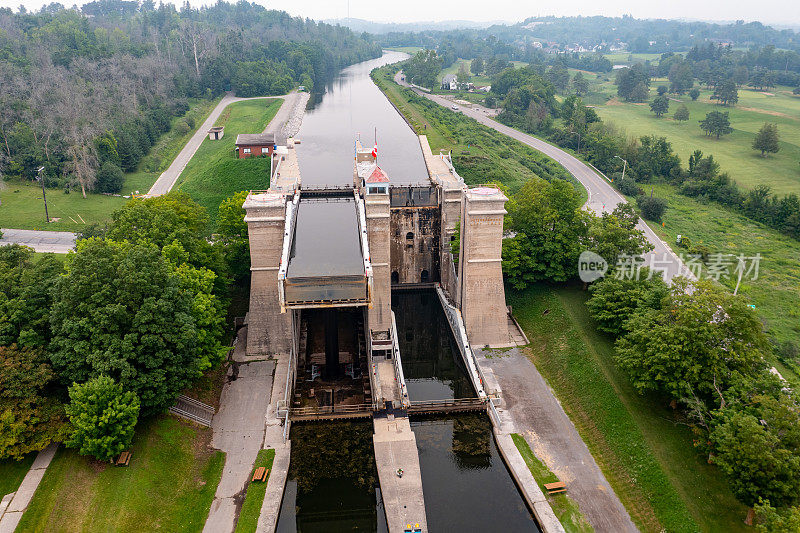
[181,361,229,410]
[737,106,795,119]
[759,92,775,96]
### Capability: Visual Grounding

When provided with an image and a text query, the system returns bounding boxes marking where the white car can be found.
[451,104,459,111]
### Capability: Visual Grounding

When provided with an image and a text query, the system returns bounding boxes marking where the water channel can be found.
[276,52,539,532]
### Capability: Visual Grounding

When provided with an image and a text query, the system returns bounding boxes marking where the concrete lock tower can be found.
[243,191,293,355]
[457,186,511,347]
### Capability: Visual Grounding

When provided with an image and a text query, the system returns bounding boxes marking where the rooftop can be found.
[235,133,275,146]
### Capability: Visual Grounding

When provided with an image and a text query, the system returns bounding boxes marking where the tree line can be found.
[0,190,252,462]
[0,1,379,196]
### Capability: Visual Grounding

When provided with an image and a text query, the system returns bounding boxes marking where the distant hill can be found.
[326,18,507,34]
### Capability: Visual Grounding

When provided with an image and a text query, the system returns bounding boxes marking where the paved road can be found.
[395,72,694,283]
[478,348,637,532]
[0,228,75,253]
[147,91,303,197]
[204,329,274,533]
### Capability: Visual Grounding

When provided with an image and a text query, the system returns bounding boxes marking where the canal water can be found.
[297,51,428,187]
[393,291,540,532]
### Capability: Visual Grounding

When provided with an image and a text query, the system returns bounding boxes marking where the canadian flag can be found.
[371,143,378,158]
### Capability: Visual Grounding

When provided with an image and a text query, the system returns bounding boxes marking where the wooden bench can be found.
[115,451,131,466]
[252,467,266,482]
[260,468,270,482]
[544,481,566,494]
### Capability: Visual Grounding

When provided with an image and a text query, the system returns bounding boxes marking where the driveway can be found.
[395,72,694,283]
[0,228,75,253]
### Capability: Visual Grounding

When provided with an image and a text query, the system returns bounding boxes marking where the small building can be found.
[441,74,458,91]
[208,126,224,140]
[365,165,390,195]
[235,133,276,159]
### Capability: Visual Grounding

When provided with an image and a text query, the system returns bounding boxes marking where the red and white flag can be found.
[371,143,378,158]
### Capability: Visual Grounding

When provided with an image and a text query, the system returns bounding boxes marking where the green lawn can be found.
[176,99,282,220]
[510,434,592,533]
[593,85,800,195]
[234,449,276,533]
[16,416,224,532]
[646,183,800,381]
[439,58,494,86]
[509,284,749,533]
[0,454,36,497]
[0,98,220,232]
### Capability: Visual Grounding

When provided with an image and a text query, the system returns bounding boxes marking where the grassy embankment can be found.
[374,65,751,532]
[509,284,749,533]
[372,66,577,197]
[578,69,800,195]
[510,434,593,533]
[0,98,220,232]
[16,416,224,532]
[175,99,282,220]
[233,449,276,533]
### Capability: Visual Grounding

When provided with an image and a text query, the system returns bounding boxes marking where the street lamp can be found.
[37,166,49,223]
[568,130,582,154]
[614,155,628,181]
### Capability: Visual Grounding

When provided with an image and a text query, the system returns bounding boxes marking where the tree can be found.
[65,376,140,462]
[615,279,768,403]
[689,87,700,101]
[0,345,68,460]
[656,85,668,96]
[95,161,124,194]
[752,123,780,157]
[673,104,690,123]
[586,273,668,336]
[404,49,443,89]
[629,82,650,103]
[49,239,212,414]
[636,194,667,221]
[755,500,800,532]
[547,65,570,93]
[217,191,250,281]
[711,80,738,106]
[615,65,650,101]
[470,57,484,76]
[584,203,652,269]
[699,111,733,139]
[572,71,589,96]
[649,95,669,118]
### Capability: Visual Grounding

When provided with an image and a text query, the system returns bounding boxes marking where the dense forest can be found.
[0,0,380,195]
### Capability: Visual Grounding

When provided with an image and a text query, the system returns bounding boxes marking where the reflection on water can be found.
[298,51,428,187]
[392,290,476,401]
[412,414,540,532]
[276,421,387,533]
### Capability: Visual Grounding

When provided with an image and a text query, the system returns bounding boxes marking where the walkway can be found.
[395,72,694,283]
[0,228,75,253]
[0,444,59,533]
[203,328,275,533]
[147,91,306,197]
[477,348,637,532]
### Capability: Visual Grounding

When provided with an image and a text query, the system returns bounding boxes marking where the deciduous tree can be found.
[699,111,733,139]
[673,104,690,122]
[650,95,669,117]
[752,123,780,157]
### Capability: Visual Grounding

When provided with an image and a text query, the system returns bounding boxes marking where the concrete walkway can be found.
[203,330,275,533]
[477,348,637,533]
[395,72,694,283]
[0,443,59,533]
[0,228,75,253]
[147,91,305,198]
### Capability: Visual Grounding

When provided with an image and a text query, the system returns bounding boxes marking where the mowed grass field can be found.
[16,416,224,533]
[585,73,800,195]
[0,98,219,232]
[510,284,749,533]
[0,454,36,497]
[176,98,282,220]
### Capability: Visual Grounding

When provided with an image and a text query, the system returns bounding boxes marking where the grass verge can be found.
[510,433,593,533]
[0,454,36,497]
[176,99,282,220]
[16,415,224,532]
[509,283,749,532]
[234,448,276,533]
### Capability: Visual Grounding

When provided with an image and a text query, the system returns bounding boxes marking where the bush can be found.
[185,116,196,130]
[657,85,668,95]
[689,87,700,100]
[175,119,191,135]
[637,194,668,222]
[615,177,643,197]
[95,161,124,194]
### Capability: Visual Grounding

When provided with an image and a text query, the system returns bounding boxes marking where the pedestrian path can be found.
[0,444,59,533]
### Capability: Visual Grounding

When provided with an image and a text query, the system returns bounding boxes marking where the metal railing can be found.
[408,397,486,414]
[390,311,411,409]
[289,403,373,420]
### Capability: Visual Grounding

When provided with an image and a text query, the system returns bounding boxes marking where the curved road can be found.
[396,72,694,283]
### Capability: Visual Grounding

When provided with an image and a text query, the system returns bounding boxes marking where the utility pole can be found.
[614,155,628,181]
[37,166,49,223]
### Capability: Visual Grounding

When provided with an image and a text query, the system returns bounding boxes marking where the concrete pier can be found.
[373,416,427,533]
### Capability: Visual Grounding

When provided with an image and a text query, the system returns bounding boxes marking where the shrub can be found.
[637,194,667,222]
[615,177,643,197]
[175,119,191,135]
[689,87,700,100]
[95,161,124,194]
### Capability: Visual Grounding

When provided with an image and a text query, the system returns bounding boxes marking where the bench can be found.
[544,481,566,494]
[252,467,266,482]
[116,451,131,466]
[261,468,270,482]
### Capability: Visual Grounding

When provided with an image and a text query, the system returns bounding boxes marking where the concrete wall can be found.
[244,192,293,355]
[365,191,392,337]
[457,187,511,348]
[390,206,441,284]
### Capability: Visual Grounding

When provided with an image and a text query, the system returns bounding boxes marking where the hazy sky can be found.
[3,0,799,27]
